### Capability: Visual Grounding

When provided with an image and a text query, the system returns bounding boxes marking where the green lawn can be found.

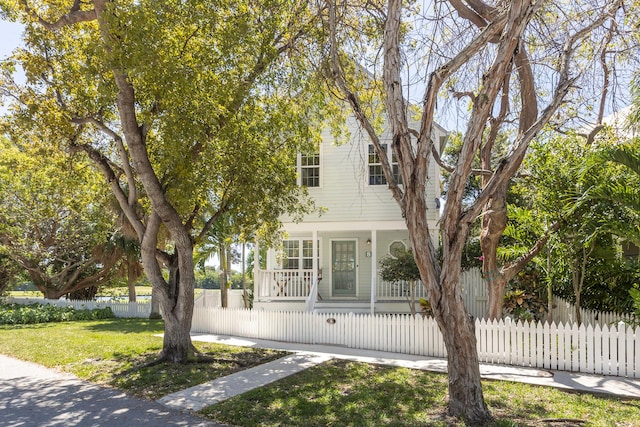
[1,319,639,426]
[202,359,640,426]
[0,319,286,400]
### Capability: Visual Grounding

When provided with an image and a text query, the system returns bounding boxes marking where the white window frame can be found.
[280,238,321,270]
[368,144,401,186]
[388,240,407,257]
[297,147,322,188]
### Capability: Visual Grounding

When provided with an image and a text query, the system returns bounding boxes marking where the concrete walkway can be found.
[159,332,640,411]
[159,352,332,411]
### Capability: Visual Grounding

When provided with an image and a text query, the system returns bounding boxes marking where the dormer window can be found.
[299,152,320,187]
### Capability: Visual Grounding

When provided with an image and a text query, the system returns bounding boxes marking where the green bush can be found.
[0,303,115,325]
[502,289,547,322]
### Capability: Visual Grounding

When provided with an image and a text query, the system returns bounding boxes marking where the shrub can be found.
[502,289,547,322]
[0,303,115,325]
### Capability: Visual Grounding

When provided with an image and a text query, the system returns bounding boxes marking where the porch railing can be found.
[256,269,314,299]
[376,279,428,300]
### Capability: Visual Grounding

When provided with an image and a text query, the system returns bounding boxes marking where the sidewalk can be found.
[156,332,640,412]
[0,355,224,427]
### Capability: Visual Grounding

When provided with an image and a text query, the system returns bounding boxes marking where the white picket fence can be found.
[192,307,640,378]
[453,269,636,327]
[549,295,637,327]
[6,297,152,318]
[194,289,250,309]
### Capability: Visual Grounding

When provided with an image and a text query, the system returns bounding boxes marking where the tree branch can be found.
[445,0,537,233]
[502,220,563,282]
[463,0,623,226]
[447,0,488,29]
[325,0,404,207]
[71,115,138,206]
[68,139,146,242]
[19,0,96,31]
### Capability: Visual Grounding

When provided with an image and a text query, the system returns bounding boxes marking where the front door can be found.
[332,240,357,297]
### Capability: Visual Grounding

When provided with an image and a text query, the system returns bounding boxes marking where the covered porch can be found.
[253,220,432,314]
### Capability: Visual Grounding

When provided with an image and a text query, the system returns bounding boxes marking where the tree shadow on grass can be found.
[108,346,288,401]
[82,318,165,334]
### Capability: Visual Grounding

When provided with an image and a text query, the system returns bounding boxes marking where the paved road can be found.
[0,355,226,427]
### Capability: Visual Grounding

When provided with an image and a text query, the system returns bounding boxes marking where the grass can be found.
[2,319,639,426]
[0,319,287,400]
[202,359,640,426]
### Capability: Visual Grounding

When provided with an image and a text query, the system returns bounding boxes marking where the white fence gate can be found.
[192,307,640,378]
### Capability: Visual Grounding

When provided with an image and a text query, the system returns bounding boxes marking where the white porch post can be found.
[370,229,377,315]
[312,229,319,302]
[253,240,261,299]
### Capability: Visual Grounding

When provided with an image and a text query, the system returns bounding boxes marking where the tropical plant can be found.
[379,248,422,316]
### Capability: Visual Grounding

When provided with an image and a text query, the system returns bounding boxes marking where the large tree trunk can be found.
[405,195,491,424]
[93,0,197,362]
[140,212,195,362]
[150,285,161,319]
[439,272,488,422]
[42,288,59,299]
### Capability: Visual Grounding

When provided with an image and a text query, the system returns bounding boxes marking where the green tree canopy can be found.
[0,136,119,299]
[508,132,640,318]
[0,0,332,362]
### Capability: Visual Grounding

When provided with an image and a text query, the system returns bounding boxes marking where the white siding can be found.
[285,116,443,224]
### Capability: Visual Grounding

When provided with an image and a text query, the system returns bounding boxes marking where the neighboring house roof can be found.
[582,106,639,141]
[603,106,638,139]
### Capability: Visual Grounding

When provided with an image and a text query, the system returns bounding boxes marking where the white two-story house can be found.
[253,116,447,314]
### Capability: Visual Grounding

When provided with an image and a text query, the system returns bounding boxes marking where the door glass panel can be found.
[332,240,356,296]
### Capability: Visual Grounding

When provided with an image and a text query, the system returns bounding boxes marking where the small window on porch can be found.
[389,240,407,257]
[283,240,300,269]
[282,239,320,270]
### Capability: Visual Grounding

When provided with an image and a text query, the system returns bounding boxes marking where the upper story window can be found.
[369,144,401,185]
[300,152,320,187]
[368,144,387,185]
[392,152,402,185]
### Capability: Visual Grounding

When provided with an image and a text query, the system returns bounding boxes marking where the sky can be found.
[0,19,23,58]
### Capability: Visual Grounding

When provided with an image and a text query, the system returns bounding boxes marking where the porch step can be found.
[312,301,371,314]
